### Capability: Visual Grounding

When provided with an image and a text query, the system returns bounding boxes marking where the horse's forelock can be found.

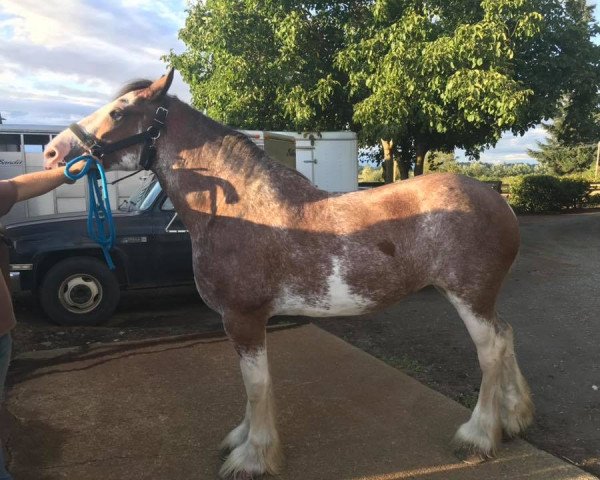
[113,79,153,100]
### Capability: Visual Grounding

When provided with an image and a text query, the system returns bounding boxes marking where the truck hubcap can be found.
[58,274,103,314]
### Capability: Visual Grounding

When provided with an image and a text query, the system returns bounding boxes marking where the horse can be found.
[44,69,533,479]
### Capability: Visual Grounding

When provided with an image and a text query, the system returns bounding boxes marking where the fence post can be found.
[596,141,600,180]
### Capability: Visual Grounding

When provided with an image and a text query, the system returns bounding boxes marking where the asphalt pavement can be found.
[2,324,594,480]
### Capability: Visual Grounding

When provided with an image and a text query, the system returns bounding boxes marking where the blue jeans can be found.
[0,333,10,403]
[0,333,12,480]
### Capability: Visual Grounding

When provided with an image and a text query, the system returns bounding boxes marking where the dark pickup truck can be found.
[6,178,194,326]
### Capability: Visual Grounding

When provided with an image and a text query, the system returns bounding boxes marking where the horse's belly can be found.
[274,291,373,317]
[272,259,375,317]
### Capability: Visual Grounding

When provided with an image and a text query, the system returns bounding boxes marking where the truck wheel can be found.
[39,257,120,326]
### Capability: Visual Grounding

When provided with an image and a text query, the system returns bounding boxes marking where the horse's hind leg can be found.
[219,313,282,479]
[496,322,534,438]
[445,292,533,458]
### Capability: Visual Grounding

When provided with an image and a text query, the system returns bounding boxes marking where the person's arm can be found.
[10,166,78,203]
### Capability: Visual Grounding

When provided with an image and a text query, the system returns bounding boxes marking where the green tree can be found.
[528,0,600,175]
[425,150,458,173]
[528,138,597,175]
[337,0,600,178]
[167,0,368,131]
[358,164,384,182]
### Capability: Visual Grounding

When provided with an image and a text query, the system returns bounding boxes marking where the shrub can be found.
[358,165,383,183]
[509,175,590,213]
[558,178,590,209]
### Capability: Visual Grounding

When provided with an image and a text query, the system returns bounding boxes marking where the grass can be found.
[378,353,428,375]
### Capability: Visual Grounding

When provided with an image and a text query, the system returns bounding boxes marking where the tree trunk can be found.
[381,139,394,184]
[397,141,412,180]
[397,154,410,179]
[413,143,429,176]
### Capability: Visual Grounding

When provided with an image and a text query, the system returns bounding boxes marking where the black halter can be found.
[69,105,169,170]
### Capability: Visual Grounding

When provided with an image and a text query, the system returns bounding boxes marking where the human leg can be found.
[0,333,12,480]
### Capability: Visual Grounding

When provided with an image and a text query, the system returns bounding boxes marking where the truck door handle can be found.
[303,159,317,164]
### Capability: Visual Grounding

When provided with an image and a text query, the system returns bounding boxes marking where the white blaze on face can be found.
[45,102,115,168]
[45,91,144,170]
[79,101,118,136]
[274,257,374,317]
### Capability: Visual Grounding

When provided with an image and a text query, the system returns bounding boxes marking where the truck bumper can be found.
[9,272,22,292]
[9,264,32,293]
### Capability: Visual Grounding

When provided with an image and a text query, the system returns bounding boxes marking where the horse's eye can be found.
[110,110,124,122]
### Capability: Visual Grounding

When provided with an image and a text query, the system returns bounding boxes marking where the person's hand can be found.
[64,159,87,176]
[62,159,88,184]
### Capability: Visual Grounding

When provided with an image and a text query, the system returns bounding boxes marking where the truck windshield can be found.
[119,178,162,212]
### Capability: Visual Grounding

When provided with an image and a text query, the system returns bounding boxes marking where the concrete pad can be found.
[2,324,593,480]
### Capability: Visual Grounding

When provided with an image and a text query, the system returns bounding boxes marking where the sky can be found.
[0,0,597,164]
[0,0,192,125]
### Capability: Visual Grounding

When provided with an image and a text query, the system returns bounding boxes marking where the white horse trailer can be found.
[0,124,152,224]
[279,131,358,193]
[1,125,358,223]
[243,130,359,193]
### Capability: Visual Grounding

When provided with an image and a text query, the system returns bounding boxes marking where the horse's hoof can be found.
[220,469,261,480]
[231,472,256,480]
[502,430,519,443]
[219,447,232,461]
[453,446,489,465]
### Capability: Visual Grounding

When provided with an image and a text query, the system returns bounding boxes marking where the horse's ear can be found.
[139,68,175,102]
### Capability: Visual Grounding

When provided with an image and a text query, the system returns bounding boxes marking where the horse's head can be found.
[44,69,174,171]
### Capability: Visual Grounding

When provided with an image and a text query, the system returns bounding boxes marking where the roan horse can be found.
[44,70,534,479]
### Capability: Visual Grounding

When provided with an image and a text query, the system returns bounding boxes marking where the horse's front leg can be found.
[220,400,251,457]
[220,312,282,479]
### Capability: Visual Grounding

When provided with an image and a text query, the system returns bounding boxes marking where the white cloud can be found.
[0,0,191,125]
[455,127,550,164]
[0,0,588,164]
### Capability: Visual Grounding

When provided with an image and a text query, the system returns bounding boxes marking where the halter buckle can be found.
[90,143,104,158]
[147,126,161,141]
[154,106,169,125]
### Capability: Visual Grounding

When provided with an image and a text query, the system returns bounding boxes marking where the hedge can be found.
[509,175,590,213]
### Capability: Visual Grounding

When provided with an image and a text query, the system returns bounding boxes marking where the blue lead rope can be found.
[64,155,116,270]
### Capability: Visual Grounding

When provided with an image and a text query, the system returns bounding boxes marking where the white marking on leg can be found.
[498,326,534,436]
[220,348,282,478]
[446,294,504,456]
[220,401,250,453]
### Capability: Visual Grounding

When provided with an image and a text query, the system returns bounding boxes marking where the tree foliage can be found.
[337,0,600,176]
[169,0,600,179]
[167,0,368,131]
[528,139,597,175]
[426,153,540,179]
[527,0,600,175]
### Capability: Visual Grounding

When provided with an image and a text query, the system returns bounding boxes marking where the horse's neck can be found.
[153,102,326,223]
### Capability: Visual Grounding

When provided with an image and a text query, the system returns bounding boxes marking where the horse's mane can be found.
[114,79,153,99]
[115,79,314,190]
[226,133,313,185]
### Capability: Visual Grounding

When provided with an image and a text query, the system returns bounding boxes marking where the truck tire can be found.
[39,256,120,326]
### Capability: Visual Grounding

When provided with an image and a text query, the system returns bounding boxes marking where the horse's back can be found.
[334,173,517,242]
[325,173,520,300]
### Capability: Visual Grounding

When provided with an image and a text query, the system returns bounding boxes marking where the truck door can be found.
[151,196,194,285]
